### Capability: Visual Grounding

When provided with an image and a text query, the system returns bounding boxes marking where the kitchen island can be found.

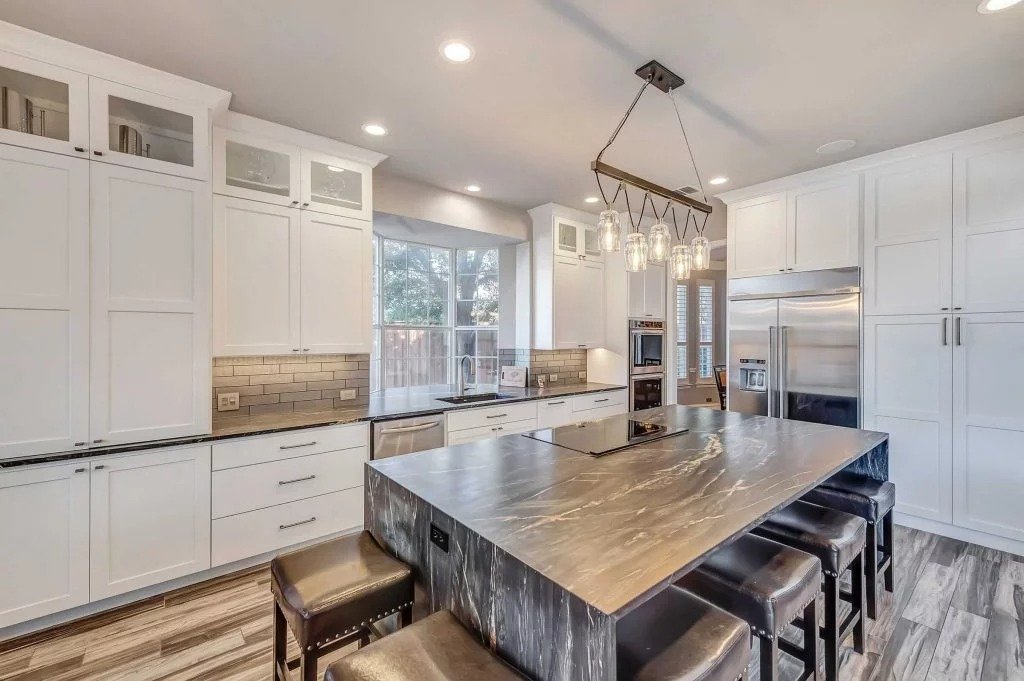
[365,405,888,681]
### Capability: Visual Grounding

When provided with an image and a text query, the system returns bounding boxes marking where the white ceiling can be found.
[3,1,1023,213]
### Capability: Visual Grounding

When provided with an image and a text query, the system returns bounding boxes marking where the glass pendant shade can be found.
[624,232,649,272]
[670,244,692,280]
[691,235,710,271]
[648,222,671,263]
[597,209,621,252]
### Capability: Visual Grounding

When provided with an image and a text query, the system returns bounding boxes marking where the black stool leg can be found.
[822,574,839,681]
[800,596,820,681]
[864,522,879,619]
[400,604,413,628]
[882,510,895,593]
[759,635,779,681]
[299,650,318,681]
[850,552,866,655]
[273,601,289,681]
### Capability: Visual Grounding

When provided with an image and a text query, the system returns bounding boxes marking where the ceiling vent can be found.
[676,185,700,195]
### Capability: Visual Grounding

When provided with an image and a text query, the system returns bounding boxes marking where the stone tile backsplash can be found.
[499,348,587,387]
[212,353,370,418]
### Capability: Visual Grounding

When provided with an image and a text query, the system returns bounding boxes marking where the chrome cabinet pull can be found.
[73,441,87,447]
[279,441,317,450]
[594,398,610,403]
[955,316,962,346]
[94,464,106,470]
[279,517,316,530]
[485,413,508,419]
[279,475,316,486]
[491,426,504,432]
[546,401,566,406]
[74,467,87,473]
[942,317,948,346]
[779,326,790,419]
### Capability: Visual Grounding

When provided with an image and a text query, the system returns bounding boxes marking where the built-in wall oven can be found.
[629,319,665,411]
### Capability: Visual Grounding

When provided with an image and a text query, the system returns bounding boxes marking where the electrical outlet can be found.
[337,388,357,401]
[217,392,240,412]
[549,374,558,382]
[579,371,587,381]
[429,523,449,553]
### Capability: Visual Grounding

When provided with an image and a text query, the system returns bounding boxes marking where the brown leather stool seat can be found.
[324,610,525,681]
[803,472,896,619]
[752,501,868,681]
[271,532,414,681]
[677,534,820,681]
[617,585,750,681]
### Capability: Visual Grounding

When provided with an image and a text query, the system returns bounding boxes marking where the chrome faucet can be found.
[458,355,472,396]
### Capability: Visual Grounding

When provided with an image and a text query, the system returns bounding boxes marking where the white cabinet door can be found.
[728,192,787,277]
[213,197,300,356]
[952,313,1024,541]
[0,147,89,458]
[578,258,606,347]
[864,153,953,316]
[300,149,371,221]
[90,446,211,600]
[627,264,665,319]
[552,255,582,350]
[863,315,953,522]
[299,211,372,354]
[0,50,90,158]
[213,127,301,206]
[89,78,209,180]
[953,133,1024,313]
[447,418,538,446]
[90,164,211,445]
[786,176,860,272]
[0,462,89,628]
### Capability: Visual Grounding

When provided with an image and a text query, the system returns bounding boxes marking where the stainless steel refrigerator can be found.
[727,268,861,428]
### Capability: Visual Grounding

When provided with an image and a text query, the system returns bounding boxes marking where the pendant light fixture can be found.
[590,60,715,273]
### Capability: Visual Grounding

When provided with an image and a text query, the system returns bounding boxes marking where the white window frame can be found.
[696,278,715,385]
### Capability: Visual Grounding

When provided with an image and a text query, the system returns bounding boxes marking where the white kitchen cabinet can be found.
[301,149,372,221]
[536,398,575,429]
[786,176,860,272]
[89,77,209,180]
[213,197,300,356]
[0,50,90,158]
[953,133,1024,314]
[627,263,666,320]
[863,153,953,316]
[728,192,787,277]
[90,163,211,445]
[90,445,211,600]
[213,127,300,206]
[550,255,605,350]
[300,210,373,354]
[0,146,90,459]
[554,217,603,262]
[0,461,89,628]
[863,315,953,523]
[952,313,1024,542]
[447,418,538,446]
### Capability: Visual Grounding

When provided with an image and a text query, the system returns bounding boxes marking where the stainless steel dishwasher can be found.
[371,413,446,459]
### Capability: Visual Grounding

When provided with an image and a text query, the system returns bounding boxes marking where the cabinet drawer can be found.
[583,404,628,421]
[211,489,362,567]
[536,399,574,429]
[572,390,626,413]
[212,448,366,519]
[447,418,537,446]
[446,401,538,432]
[212,423,368,470]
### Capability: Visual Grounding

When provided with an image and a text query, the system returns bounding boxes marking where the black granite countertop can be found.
[0,383,626,468]
[368,405,888,617]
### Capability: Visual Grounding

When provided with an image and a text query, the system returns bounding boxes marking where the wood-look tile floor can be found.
[1,526,1022,680]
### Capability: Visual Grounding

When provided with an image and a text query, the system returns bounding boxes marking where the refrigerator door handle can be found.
[767,326,777,418]
[778,326,789,419]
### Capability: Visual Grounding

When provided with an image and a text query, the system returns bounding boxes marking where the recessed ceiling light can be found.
[584,196,600,203]
[361,122,388,136]
[816,139,857,155]
[978,0,1023,13]
[440,40,474,63]
[708,176,729,186]
[465,184,481,193]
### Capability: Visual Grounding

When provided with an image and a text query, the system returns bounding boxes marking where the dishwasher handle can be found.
[378,421,442,435]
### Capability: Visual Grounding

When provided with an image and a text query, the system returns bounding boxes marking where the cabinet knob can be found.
[301,202,310,207]
[73,441,87,447]
[302,348,310,352]
[93,439,105,444]
[953,307,962,311]
[94,464,106,470]
[73,146,85,153]
[292,348,300,352]
[93,150,104,156]
[941,307,949,311]
[291,200,300,205]
[74,467,87,473]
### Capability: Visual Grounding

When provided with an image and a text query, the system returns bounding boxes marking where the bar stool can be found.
[271,532,415,681]
[324,610,526,680]
[617,585,751,681]
[803,471,896,618]
[677,534,821,681]
[752,501,866,681]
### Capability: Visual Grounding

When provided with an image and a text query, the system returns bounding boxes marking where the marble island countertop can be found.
[368,405,888,618]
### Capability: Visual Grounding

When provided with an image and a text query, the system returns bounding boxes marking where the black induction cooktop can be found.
[522,418,688,457]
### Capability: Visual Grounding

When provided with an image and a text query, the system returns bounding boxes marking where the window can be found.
[697,280,715,382]
[675,279,716,384]
[371,237,500,390]
[676,284,688,380]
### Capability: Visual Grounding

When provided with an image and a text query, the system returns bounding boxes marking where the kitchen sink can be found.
[436,392,516,405]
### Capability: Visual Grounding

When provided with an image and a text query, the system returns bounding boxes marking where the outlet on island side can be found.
[429,523,449,553]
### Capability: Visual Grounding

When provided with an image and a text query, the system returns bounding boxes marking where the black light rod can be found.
[591,160,713,215]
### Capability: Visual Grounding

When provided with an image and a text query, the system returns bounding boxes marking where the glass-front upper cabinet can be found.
[554,218,603,262]
[300,150,371,221]
[0,51,89,157]
[89,78,209,180]
[213,128,300,206]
